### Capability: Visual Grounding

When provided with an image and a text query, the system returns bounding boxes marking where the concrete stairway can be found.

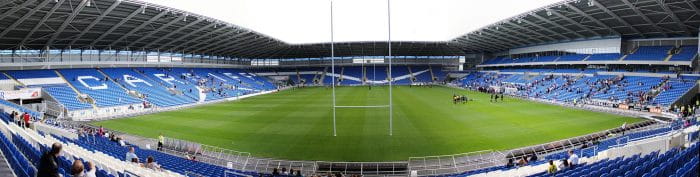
[0,149,16,177]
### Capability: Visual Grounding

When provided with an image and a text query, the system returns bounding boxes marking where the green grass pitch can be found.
[93,86,641,162]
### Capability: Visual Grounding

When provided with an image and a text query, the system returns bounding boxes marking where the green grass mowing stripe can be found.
[93,86,641,161]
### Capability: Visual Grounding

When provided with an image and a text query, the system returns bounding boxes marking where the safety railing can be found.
[408,150,505,176]
[162,137,251,170]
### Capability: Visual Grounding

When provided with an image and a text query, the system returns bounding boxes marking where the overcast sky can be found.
[143,0,563,44]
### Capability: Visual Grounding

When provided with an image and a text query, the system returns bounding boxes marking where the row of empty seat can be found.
[481,45,697,65]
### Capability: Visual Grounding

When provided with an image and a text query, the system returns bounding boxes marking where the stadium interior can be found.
[0,0,699,177]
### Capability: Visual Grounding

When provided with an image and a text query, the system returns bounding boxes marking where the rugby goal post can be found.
[329,0,394,136]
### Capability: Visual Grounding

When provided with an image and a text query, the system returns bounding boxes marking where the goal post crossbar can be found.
[334,105,390,108]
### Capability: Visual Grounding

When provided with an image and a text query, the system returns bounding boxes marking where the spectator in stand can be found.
[118,137,126,146]
[517,157,528,167]
[71,160,96,177]
[145,156,161,171]
[529,153,538,162]
[98,126,104,137]
[558,159,570,171]
[125,146,139,162]
[568,150,579,166]
[505,158,514,168]
[272,168,280,176]
[23,112,30,128]
[38,142,62,177]
[547,160,557,174]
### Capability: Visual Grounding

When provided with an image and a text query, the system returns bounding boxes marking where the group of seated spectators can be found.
[124,146,162,171]
[546,150,579,174]
[505,149,580,175]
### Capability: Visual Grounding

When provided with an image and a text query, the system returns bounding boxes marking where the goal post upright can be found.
[387,0,393,136]
[330,0,337,137]
[329,0,393,137]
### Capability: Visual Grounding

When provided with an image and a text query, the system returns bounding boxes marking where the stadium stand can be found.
[44,86,93,110]
[59,69,142,107]
[556,54,589,62]
[0,0,698,176]
[460,70,698,107]
[669,45,699,61]
[586,53,623,61]
[100,68,196,107]
[625,46,673,61]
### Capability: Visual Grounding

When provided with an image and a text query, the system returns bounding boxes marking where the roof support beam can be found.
[620,0,668,37]
[530,13,587,39]
[20,0,64,45]
[90,5,145,47]
[591,0,644,38]
[0,0,20,9]
[467,35,509,51]
[233,40,282,56]
[109,9,168,46]
[209,36,267,54]
[181,30,240,51]
[491,26,547,44]
[563,3,619,36]
[506,21,560,41]
[159,23,216,49]
[68,0,121,46]
[0,0,51,39]
[685,0,700,15]
[0,0,36,21]
[234,42,280,57]
[142,18,206,48]
[45,0,88,46]
[548,10,602,36]
[656,0,693,36]
[126,15,186,48]
[455,36,501,52]
[190,32,254,53]
[481,28,531,46]
[169,25,228,50]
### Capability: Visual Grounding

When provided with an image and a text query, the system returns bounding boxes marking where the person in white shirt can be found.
[125,147,139,162]
[567,150,579,166]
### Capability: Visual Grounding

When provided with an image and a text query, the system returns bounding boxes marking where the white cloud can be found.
[143,0,563,44]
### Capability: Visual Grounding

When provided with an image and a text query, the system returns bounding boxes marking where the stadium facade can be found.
[0,0,698,176]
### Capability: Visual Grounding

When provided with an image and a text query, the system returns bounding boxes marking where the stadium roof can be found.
[0,0,698,59]
[451,0,700,53]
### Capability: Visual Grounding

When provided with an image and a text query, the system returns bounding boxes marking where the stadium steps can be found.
[131,68,183,96]
[339,67,345,83]
[296,69,302,85]
[407,66,415,84]
[618,54,628,61]
[320,67,328,86]
[551,56,562,62]
[663,54,674,62]
[99,68,149,103]
[428,65,436,81]
[54,70,98,110]
[581,55,592,61]
[0,147,17,177]
[362,66,367,84]
[1,72,24,87]
[95,69,134,94]
[650,79,671,98]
